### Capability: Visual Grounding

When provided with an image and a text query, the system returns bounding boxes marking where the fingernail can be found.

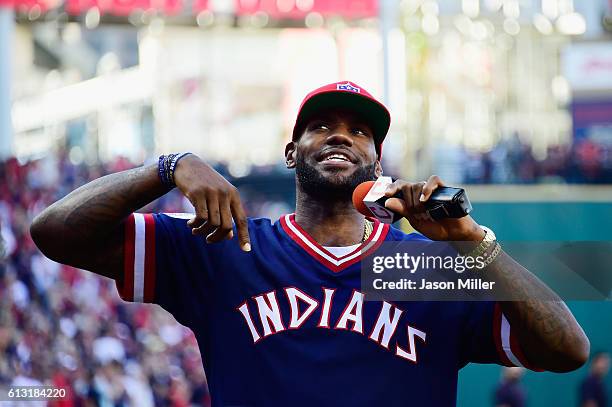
[242,243,251,252]
[419,194,426,202]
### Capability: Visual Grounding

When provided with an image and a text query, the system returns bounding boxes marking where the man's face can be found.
[593,354,610,377]
[286,109,381,200]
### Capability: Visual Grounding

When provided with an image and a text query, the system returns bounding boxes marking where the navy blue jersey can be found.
[116,213,539,406]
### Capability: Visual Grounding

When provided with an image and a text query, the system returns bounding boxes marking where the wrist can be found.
[158,152,193,188]
[447,219,485,242]
[449,224,487,255]
[174,152,198,172]
[462,225,499,262]
[458,225,485,242]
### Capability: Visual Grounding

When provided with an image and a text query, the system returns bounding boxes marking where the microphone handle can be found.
[387,184,472,221]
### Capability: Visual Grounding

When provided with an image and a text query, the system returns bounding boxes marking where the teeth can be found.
[325,153,349,162]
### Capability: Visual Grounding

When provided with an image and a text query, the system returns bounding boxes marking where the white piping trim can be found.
[163,212,194,219]
[284,215,384,266]
[501,313,524,367]
[133,213,146,303]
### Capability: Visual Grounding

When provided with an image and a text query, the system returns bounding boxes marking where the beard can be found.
[296,154,377,201]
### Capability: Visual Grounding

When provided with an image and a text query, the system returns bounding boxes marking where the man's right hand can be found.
[174,154,251,252]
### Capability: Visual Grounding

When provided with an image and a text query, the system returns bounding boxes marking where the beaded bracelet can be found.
[158,155,172,186]
[158,152,192,188]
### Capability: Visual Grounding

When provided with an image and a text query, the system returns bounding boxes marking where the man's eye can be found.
[313,124,329,131]
[352,129,368,136]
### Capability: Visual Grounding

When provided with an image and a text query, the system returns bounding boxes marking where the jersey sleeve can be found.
[459,301,543,371]
[115,212,212,328]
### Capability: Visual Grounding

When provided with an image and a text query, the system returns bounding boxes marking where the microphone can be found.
[352,179,401,223]
[352,176,473,224]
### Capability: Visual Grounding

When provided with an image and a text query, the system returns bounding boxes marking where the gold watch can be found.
[466,225,496,259]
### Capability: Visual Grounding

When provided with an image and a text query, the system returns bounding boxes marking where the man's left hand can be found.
[383,175,485,242]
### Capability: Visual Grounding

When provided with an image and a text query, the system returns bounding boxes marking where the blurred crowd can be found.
[461,136,612,184]
[492,353,610,407]
[0,153,210,406]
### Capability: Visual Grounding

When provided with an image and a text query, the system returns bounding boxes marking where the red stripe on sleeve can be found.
[510,329,544,372]
[492,303,513,367]
[120,214,135,301]
[143,214,157,303]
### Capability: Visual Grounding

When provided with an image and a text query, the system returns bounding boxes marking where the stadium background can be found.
[0,0,611,405]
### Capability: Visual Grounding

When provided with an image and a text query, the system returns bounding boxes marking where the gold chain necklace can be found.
[362,219,374,242]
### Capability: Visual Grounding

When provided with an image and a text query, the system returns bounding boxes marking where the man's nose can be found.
[326,127,353,147]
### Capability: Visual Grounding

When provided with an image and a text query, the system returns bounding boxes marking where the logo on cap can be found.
[337,82,361,93]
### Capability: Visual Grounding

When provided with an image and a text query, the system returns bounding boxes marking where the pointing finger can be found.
[231,198,251,252]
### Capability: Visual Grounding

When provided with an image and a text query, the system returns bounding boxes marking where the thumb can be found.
[385,197,408,214]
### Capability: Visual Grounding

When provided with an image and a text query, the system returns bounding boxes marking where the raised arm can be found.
[30,154,251,281]
[384,175,590,373]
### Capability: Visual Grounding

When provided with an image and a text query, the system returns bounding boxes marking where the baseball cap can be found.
[291,81,391,157]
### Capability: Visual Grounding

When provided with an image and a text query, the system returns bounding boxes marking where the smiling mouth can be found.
[319,151,353,163]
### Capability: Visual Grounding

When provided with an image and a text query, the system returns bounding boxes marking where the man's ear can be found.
[285,141,297,169]
[375,160,383,178]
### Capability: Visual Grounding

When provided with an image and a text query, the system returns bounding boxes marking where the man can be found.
[579,352,610,407]
[494,367,526,407]
[31,81,589,406]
